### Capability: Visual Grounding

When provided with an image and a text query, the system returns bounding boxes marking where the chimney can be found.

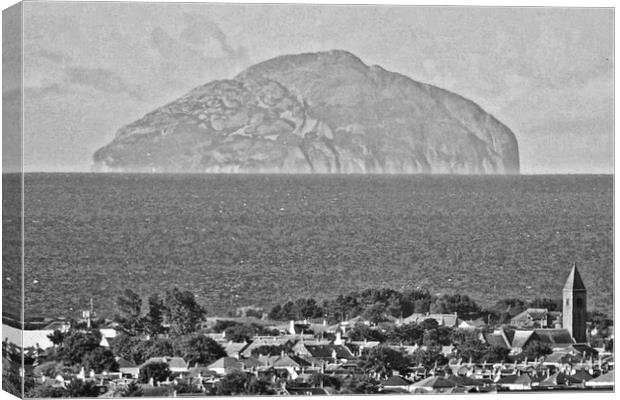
[334,330,342,345]
[289,320,295,335]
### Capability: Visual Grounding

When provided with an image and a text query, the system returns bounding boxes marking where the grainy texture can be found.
[18,173,612,319]
[93,51,519,175]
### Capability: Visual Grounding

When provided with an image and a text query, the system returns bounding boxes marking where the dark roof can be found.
[540,372,584,386]
[117,358,137,369]
[207,357,242,370]
[381,375,413,386]
[414,376,458,389]
[571,370,594,382]
[484,333,510,349]
[563,265,586,291]
[239,357,264,368]
[497,374,531,385]
[534,329,574,346]
[303,344,353,359]
[273,355,311,368]
[445,375,484,386]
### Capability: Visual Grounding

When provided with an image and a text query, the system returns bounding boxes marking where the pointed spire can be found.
[563,263,586,291]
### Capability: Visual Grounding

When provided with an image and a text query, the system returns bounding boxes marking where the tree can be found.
[26,385,66,398]
[430,294,480,316]
[224,324,255,342]
[527,298,561,312]
[82,347,118,373]
[389,323,425,345]
[521,340,552,360]
[138,361,171,384]
[173,381,204,394]
[115,289,144,335]
[214,370,274,395]
[173,334,226,366]
[64,378,101,397]
[212,320,242,333]
[164,288,206,336]
[34,361,64,378]
[309,372,342,390]
[143,294,166,336]
[58,330,102,366]
[347,324,387,342]
[294,298,324,319]
[47,330,65,347]
[361,302,390,324]
[422,326,452,347]
[120,381,143,397]
[111,333,142,364]
[342,375,380,394]
[359,345,409,378]
[410,346,447,368]
[135,338,174,365]
[215,370,253,395]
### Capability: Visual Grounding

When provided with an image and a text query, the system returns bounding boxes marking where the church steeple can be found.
[563,264,586,291]
[562,264,587,343]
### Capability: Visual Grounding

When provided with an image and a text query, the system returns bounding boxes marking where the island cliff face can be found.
[93,50,519,174]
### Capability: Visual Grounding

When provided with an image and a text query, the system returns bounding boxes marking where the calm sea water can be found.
[4,173,613,319]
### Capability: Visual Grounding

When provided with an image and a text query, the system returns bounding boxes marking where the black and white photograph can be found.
[1,1,615,397]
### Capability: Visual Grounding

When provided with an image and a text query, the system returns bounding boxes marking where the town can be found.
[2,265,614,397]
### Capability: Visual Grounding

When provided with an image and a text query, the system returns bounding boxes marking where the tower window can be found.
[575,298,583,307]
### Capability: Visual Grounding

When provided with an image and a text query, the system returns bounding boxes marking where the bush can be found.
[138,361,171,384]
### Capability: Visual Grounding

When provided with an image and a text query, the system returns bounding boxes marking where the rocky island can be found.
[93,50,519,174]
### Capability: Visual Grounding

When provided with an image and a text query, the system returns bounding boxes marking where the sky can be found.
[4,2,614,173]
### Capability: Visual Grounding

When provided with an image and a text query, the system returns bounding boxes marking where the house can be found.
[584,370,614,389]
[507,328,574,355]
[458,319,487,330]
[400,313,459,327]
[223,341,248,358]
[533,328,575,349]
[483,330,511,350]
[380,375,415,392]
[538,372,587,388]
[495,374,532,391]
[387,344,420,356]
[292,342,354,362]
[271,355,312,370]
[140,357,188,374]
[240,337,295,358]
[509,330,535,354]
[207,357,242,375]
[349,340,380,353]
[168,357,189,373]
[412,376,458,393]
[117,358,139,378]
[510,309,549,328]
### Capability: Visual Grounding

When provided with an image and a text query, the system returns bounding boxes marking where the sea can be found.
[2,173,613,320]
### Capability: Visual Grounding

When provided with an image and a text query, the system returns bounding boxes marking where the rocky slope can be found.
[93,50,519,174]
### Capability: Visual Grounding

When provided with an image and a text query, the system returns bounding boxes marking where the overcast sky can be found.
[7,3,614,173]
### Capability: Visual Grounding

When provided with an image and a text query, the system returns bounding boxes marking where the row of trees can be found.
[114,288,206,337]
[268,288,486,323]
[111,288,228,366]
[266,288,577,327]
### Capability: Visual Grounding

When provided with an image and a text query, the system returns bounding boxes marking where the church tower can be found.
[562,264,587,343]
